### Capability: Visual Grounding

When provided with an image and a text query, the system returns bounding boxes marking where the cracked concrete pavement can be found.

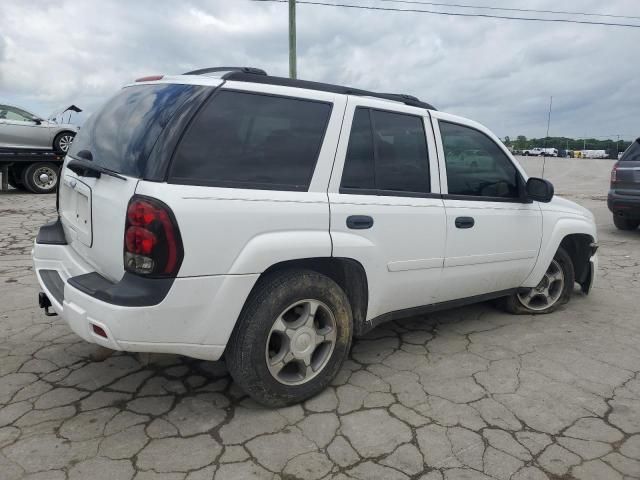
[0,157,639,480]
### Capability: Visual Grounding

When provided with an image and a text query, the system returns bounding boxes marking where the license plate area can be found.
[60,175,92,247]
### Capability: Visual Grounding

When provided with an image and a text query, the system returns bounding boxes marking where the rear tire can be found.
[226,269,353,407]
[53,131,75,154]
[22,162,59,194]
[502,247,574,315]
[613,215,639,231]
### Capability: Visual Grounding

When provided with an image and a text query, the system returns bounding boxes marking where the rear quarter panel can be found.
[134,183,332,276]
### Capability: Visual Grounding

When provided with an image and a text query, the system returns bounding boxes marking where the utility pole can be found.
[545,96,553,139]
[542,96,552,177]
[289,0,297,79]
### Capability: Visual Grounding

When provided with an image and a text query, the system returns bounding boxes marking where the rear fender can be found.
[228,231,332,274]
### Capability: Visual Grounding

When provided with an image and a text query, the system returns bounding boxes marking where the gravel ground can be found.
[0,157,638,480]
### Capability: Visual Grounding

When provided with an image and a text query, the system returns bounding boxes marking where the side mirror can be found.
[33,118,42,125]
[526,177,554,203]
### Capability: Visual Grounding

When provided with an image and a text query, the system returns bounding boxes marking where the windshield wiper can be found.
[67,159,126,181]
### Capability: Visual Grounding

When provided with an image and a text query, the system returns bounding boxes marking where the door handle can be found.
[347,215,374,230]
[455,216,475,229]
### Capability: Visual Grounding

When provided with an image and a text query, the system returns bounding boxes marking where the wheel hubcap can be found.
[59,135,73,152]
[517,259,565,311]
[33,167,57,190]
[265,299,337,385]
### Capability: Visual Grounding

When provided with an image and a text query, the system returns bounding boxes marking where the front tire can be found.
[226,269,353,407]
[22,162,59,194]
[613,215,639,231]
[53,131,75,154]
[502,247,574,315]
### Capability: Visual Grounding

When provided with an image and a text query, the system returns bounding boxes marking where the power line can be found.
[251,0,640,29]
[378,0,640,21]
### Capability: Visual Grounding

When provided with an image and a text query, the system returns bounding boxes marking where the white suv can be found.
[33,67,598,406]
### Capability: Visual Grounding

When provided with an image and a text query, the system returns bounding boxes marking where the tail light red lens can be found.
[125,227,157,255]
[124,196,183,277]
[611,164,619,183]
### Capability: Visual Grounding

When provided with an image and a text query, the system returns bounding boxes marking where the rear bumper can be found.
[608,191,640,217]
[33,236,258,361]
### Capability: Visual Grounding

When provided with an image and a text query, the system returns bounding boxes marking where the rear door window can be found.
[169,90,332,191]
[340,107,430,195]
[68,83,204,178]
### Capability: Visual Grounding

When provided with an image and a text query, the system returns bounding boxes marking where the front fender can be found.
[522,214,597,288]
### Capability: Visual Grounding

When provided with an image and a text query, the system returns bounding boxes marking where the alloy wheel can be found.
[58,135,74,152]
[517,259,565,311]
[265,299,337,385]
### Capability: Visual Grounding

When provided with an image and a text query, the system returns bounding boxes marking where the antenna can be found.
[542,96,553,178]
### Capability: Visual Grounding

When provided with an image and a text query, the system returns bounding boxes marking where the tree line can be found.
[504,136,633,156]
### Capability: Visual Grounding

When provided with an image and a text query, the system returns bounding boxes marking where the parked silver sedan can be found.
[0,104,80,153]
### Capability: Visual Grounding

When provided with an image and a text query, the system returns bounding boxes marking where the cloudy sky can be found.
[1,0,638,140]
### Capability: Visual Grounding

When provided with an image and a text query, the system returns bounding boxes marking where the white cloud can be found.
[0,0,638,139]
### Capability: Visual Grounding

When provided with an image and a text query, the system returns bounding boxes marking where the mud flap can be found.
[580,260,595,294]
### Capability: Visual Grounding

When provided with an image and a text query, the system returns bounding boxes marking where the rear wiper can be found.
[67,159,126,181]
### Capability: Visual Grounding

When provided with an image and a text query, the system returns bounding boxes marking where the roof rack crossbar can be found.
[223,71,436,110]
[183,67,268,76]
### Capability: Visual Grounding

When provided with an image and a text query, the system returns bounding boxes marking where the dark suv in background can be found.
[609,138,640,230]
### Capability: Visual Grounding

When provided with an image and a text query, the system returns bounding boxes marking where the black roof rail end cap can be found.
[183,66,267,76]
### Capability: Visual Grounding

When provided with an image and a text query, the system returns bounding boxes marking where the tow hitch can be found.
[38,292,57,316]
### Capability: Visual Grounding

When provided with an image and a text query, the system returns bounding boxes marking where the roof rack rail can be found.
[183,67,268,76]
[223,71,436,110]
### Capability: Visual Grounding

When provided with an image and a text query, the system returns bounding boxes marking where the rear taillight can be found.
[124,196,183,277]
[611,164,619,183]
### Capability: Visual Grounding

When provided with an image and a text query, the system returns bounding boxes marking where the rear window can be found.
[620,140,640,162]
[169,90,332,191]
[68,83,203,178]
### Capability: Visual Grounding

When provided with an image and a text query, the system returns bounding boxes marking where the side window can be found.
[170,91,332,191]
[372,110,430,193]
[439,121,520,199]
[341,107,430,195]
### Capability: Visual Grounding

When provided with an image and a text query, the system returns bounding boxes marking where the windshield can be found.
[620,139,640,162]
[0,105,37,121]
[68,83,203,178]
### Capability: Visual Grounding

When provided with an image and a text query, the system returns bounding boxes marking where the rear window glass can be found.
[620,140,640,162]
[68,84,202,178]
[169,90,332,191]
